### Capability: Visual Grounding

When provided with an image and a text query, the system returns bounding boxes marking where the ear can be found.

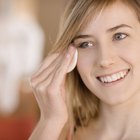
[67,49,78,73]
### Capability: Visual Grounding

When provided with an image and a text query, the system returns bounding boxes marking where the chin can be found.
[100,93,133,106]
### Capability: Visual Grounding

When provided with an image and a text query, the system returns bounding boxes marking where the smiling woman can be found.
[29,0,140,140]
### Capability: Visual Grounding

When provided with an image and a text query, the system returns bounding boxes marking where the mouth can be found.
[96,69,130,85]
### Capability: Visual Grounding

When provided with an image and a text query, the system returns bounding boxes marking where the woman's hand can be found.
[30,46,77,124]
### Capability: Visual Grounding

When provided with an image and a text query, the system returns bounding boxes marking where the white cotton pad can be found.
[67,49,78,73]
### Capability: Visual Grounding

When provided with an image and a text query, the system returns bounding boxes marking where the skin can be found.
[74,1,140,140]
[29,46,77,140]
[29,1,140,140]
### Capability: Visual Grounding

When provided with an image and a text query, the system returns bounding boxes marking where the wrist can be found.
[39,117,67,129]
[40,114,68,125]
[36,118,67,140]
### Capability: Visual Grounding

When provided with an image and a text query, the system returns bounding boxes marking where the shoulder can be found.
[73,127,97,140]
[58,121,75,140]
[73,119,101,140]
[73,127,86,140]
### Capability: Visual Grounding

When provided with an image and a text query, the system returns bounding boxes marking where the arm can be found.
[29,119,66,140]
[28,46,76,140]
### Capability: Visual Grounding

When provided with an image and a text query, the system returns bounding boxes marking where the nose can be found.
[98,47,117,68]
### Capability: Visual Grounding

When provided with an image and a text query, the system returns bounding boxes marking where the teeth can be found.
[120,72,124,78]
[98,70,128,83]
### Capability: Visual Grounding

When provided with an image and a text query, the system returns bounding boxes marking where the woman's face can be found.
[74,1,140,105]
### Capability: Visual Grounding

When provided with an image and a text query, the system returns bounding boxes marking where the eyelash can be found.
[76,33,128,49]
[78,41,94,49]
[113,32,128,41]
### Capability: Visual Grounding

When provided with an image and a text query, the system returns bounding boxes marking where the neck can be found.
[98,92,140,139]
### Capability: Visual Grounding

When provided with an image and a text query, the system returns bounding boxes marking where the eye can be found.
[78,41,94,49]
[113,33,128,41]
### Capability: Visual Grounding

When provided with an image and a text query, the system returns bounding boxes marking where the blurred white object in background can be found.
[0,0,45,114]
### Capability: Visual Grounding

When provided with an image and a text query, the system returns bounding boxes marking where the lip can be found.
[96,68,130,78]
[96,68,130,86]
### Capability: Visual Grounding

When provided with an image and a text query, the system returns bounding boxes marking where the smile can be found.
[97,69,130,84]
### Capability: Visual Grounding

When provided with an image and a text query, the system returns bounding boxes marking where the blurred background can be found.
[0,0,67,139]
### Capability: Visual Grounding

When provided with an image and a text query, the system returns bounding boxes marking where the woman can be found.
[29,0,140,139]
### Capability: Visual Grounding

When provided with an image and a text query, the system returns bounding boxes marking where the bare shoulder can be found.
[58,121,71,140]
[73,127,98,140]
[73,119,101,140]
[73,127,87,140]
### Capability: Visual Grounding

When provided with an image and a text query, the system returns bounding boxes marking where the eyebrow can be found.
[107,24,133,32]
[72,35,92,43]
[72,24,133,42]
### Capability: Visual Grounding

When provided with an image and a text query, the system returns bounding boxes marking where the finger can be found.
[51,46,76,90]
[32,52,60,78]
[32,72,54,109]
[32,55,61,83]
[31,52,64,86]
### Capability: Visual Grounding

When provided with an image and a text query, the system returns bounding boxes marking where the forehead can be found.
[80,1,138,34]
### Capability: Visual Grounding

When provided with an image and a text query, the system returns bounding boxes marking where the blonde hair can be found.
[49,0,140,129]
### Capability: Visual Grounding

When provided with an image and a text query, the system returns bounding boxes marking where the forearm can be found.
[28,119,66,140]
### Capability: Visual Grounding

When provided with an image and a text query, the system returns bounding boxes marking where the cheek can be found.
[117,40,140,65]
[77,50,95,73]
[118,42,140,82]
[77,58,89,76]
[128,44,140,71]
